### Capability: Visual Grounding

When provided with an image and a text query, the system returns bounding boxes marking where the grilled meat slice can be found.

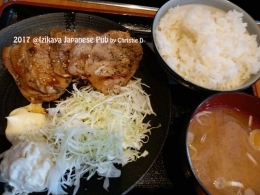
[49,28,77,77]
[85,34,130,94]
[9,44,41,96]
[108,30,143,60]
[68,29,101,79]
[106,30,143,84]
[23,36,71,94]
[2,29,143,103]
[85,30,143,94]
[2,45,64,103]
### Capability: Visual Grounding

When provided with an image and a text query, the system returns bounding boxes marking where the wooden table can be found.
[0,0,158,18]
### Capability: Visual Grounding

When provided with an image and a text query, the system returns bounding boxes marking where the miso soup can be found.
[187,107,260,195]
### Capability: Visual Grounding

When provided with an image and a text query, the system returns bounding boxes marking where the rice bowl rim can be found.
[152,0,260,92]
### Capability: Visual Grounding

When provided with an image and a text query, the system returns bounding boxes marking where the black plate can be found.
[0,12,171,195]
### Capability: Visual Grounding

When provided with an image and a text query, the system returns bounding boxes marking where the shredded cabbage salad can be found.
[37,78,157,195]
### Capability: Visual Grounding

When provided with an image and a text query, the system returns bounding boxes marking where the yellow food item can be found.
[5,103,46,143]
[249,129,260,150]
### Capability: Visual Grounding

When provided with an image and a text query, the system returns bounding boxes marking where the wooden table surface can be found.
[0,0,158,17]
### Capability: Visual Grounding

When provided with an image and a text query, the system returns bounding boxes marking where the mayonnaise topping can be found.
[5,104,46,143]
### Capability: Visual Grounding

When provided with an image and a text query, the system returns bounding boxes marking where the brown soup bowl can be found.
[181,92,260,195]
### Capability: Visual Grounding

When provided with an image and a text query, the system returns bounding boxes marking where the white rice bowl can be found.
[154,5,260,90]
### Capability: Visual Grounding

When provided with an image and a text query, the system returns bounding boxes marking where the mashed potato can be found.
[0,137,54,195]
[155,5,260,90]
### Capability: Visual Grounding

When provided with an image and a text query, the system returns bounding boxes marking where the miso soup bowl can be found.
[182,92,260,195]
[152,0,260,93]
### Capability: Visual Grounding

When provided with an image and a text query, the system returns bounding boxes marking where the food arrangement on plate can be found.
[0,13,171,195]
[1,0,260,194]
[2,28,142,103]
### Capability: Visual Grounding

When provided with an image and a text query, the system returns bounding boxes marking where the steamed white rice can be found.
[155,5,260,90]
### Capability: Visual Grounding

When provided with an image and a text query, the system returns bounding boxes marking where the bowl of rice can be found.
[152,0,260,92]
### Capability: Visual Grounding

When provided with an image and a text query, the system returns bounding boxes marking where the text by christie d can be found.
[13,36,145,44]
